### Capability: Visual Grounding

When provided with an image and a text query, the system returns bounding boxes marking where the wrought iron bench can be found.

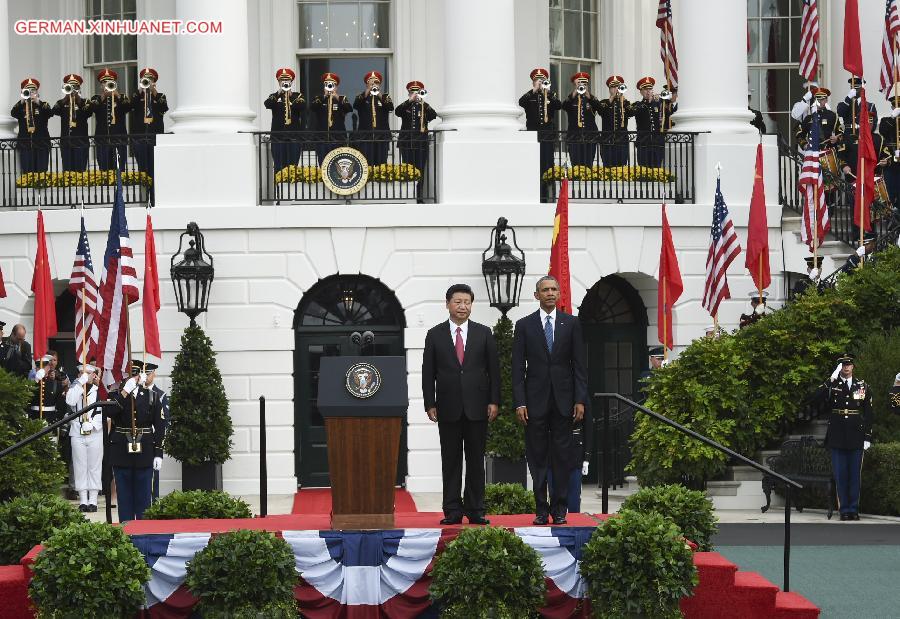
[761,436,834,519]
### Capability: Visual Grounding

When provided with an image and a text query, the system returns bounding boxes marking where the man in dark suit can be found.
[512,276,587,525]
[422,283,500,525]
[1,324,33,378]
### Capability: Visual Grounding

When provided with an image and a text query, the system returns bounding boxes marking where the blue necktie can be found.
[544,316,554,352]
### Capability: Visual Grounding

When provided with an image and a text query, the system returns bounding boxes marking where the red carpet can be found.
[291,487,418,515]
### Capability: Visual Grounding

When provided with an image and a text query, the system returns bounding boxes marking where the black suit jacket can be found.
[422,320,500,422]
[512,309,587,417]
[1,338,32,378]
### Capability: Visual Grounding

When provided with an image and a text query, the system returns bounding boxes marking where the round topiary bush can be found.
[484,482,536,515]
[580,510,697,619]
[185,529,298,618]
[429,526,546,618]
[29,521,151,618]
[142,490,252,520]
[620,483,718,551]
[0,493,85,564]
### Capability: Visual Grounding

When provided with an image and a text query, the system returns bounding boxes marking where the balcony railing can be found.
[540,130,697,203]
[252,130,439,204]
[0,135,155,210]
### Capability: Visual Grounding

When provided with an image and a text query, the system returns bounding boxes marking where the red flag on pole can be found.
[548,179,571,314]
[0,263,6,298]
[658,204,683,351]
[745,143,771,292]
[843,0,864,76]
[143,212,161,357]
[31,211,58,360]
[855,90,877,233]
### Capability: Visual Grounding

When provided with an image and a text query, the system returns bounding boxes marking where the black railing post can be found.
[259,395,267,518]
[101,404,112,524]
[601,399,610,515]
[784,485,791,592]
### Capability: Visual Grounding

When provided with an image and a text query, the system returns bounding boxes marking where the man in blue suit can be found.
[512,276,587,525]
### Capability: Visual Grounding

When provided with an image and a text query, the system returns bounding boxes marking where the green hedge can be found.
[142,490,252,520]
[620,484,718,551]
[861,443,900,516]
[632,247,900,485]
[486,316,526,460]
[0,494,85,564]
[853,330,900,443]
[484,482,536,515]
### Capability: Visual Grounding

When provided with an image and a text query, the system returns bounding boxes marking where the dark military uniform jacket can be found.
[837,130,888,172]
[129,90,168,135]
[836,96,878,143]
[28,374,67,422]
[395,99,437,135]
[11,99,52,138]
[796,109,841,148]
[310,93,352,132]
[89,93,132,136]
[110,384,164,468]
[596,96,633,133]
[264,91,306,132]
[0,338,31,377]
[878,115,900,168]
[562,93,601,132]
[354,93,394,130]
[815,376,873,450]
[890,386,900,414]
[52,95,91,137]
[519,89,562,131]
[632,98,676,133]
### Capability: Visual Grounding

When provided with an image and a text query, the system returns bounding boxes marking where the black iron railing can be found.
[252,130,440,204]
[0,135,156,209]
[540,130,697,203]
[594,393,802,592]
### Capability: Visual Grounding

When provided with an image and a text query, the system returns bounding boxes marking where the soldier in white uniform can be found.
[65,363,104,512]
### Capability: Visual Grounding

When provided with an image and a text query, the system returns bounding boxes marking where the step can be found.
[710,492,768,511]
[727,465,765,482]
[706,480,740,497]
[732,571,780,618]
[773,591,821,619]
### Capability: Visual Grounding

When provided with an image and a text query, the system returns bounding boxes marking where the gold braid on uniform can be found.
[69,93,76,128]
[577,94,583,128]
[420,101,426,133]
[284,92,291,126]
[543,89,549,124]
[371,95,376,129]
[891,390,900,409]
[25,99,35,133]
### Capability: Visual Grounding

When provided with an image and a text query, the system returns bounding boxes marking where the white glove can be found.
[809,268,819,280]
[582,461,589,476]
[122,377,138,395]
[153,457,162,471]
[848,88,857,99]
[864,441,871,451]
[34,368,45,381]
[78,373,89,386]
[138,372,147,386]
[803,90,813,103]
[830,363,842,381]
[893,108,900,118]
[856,246,866,257]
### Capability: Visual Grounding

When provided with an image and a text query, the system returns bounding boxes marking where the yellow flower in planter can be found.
[369,163,421,182]
[275,165,322,184]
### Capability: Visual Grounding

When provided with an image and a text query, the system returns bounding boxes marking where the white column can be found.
[168,0,255,133]
[671,0,753,133]
[0,0,16,137]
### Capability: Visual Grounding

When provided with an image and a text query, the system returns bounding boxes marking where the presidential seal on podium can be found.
[321,146,370,196]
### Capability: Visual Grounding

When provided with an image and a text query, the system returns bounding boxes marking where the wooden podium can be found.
[317,356,407,529]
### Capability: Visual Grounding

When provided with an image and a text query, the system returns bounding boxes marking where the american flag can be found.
[656,0,679,89]
[701,179,741,318]
[799,111,830,250]
[799,0,820,81]
[92,170,140,385]
[68,216,98,364]
[880,0,900,93]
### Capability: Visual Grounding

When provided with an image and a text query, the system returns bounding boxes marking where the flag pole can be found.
[663,20,673,92]
[662,277,668,361]
[859,157,865,266]
[758,255,764,302]
[79,201,88,410]
[812,182,819,268]
[893,34,900,156]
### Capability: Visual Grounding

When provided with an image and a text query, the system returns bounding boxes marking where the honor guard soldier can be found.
[836,77,878,170]
[631,77,676,168]
[28,352,69,422]
[561,72,601,167]
[842,231,878,273]
[813,354,873,521]
[11,77,52,174]
[597,75,634,167]
[837,97,888,238]
[90,69,132,171]
[792,87,841,148]
[109,360,164,521]
[129,68,168,183]
[791,255,823,298]
[264,67,306,173]
[65,363,104,512]
[145,367,169,501]
[310,72,352,165]
[354,71,394,166]
[52,74,91,172]
[638,346,665,399]
[738,291,770,329]
[519,68,562,181]
[879,84,900,210]
[395,81,438,179]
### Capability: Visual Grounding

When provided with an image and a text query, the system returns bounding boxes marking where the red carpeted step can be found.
[681,552,739,618]
[773,591,821,619]
[731,571,780,619]
[692,551,738,590]
[0,565,33,619]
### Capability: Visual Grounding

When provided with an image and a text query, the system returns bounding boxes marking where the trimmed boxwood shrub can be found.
[486,316,526,460]
[580,510,697,619]
[484,482,536,515]
[620,483,718,551]
[185,529,298,618]
[860,442,900,516]
[29,521,150,618]
[142,490,252,520]
[0,493,85,564]
[429,526,545,618]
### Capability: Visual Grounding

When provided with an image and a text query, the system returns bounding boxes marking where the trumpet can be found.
[541,79,551,90]
[103,80,117,93]
[575,84,587,95]
[324,81,336,92]
[617,84,627,94]
[415,89,427,101]
[139,76,153,90]
[371,85,380,96]
[279,81,292,92]
[62,83,78,96]
[20,88,33,99]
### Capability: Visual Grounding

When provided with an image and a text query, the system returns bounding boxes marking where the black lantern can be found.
[481,217,526,316]
[170,222,214,326]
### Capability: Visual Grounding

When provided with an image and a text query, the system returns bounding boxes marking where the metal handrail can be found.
[0,400,114,458]
[594,392,800,592]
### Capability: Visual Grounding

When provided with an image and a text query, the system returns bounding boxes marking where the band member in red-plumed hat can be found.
[12,77,52,173]
[90,68,131,171]
[130,67,168,185]
[311,72,352,164]
[265,67,306,173]
[520,68,561,199]
[631,76,676,168]
[596,74,632,167]
[562,71,600,166]
[53,73,90,171]
[396,81,438,196]
[355,70,394,165]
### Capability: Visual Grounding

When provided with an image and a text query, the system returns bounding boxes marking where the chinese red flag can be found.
[658,204,683,351]
[142,213,161,357]
[31,211,58,359]
[0,263,6,298]
[854,90,877,233]
[549,179,572,314]
[745,143,771,292]
[843,0,864,77]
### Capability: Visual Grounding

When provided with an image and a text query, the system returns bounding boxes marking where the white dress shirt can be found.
[539,308,557,339]
[449,319,469,348]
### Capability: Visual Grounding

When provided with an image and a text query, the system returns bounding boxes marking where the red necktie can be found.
[455,327,464,365]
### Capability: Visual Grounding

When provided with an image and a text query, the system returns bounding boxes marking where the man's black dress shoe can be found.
[440,515,463,525]
[840,513,849,521]
[467,516,490,525]
[551,514,568,525]
[88,505,97,513]
[851,512,860,521]
[78,504,88,512]
[533,515,549,525]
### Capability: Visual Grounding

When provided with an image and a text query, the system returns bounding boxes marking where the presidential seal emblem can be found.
[321,146,369,196]
[345,362,382,399]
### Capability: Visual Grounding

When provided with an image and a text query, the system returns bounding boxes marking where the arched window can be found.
[578,275,646,326]
[294,273,405,328]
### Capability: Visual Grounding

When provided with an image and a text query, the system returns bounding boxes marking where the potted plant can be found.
[29,521,151,617]
[164,324,232,491]
[429,527,545,618]
[580,509,698,618]
[485,316,528,486]
[185,529,299,618]
[484,483,535,515]
[620,483,718,551]
[142,490,252,520]
[0,494,85,565]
